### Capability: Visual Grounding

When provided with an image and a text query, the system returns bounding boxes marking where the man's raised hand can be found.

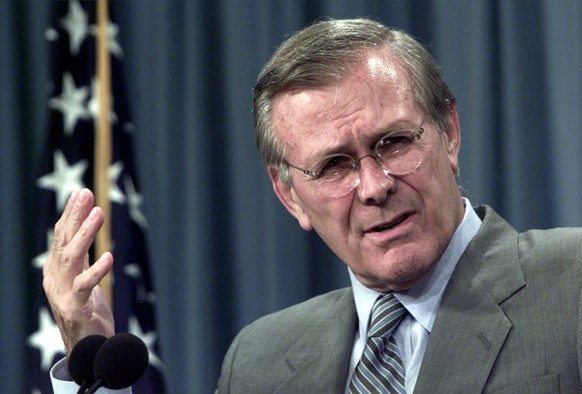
[42,188,115,357]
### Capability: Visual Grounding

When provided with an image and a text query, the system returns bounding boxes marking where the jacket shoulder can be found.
[244,287,354,335]
[217,288,355,393]
[518,227,582,276]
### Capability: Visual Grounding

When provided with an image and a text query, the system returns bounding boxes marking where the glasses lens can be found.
[375,130,425,176]
[312,154,359,198]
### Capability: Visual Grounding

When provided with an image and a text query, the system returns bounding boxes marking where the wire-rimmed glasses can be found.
[285,120,427,198]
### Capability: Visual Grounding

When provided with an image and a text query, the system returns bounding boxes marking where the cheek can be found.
[303,198,354,243]
[422,140,459,194]
[409,143,462,235]
[423,169,463,244]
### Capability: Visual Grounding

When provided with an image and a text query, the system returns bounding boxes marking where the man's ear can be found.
[268,166,313,230]
[442,102,461,173]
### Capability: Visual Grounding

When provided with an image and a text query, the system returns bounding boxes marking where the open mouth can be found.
[371,214,409,232]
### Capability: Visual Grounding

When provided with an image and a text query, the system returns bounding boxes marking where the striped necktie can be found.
[348,293,407,393]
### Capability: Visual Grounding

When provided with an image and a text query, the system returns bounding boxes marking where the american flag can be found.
[27,1,165,392]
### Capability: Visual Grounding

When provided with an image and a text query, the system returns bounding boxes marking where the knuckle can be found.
[51,225,69,250]
[70,203,85,223]
[59,249,75,267]
[77,222,91,239]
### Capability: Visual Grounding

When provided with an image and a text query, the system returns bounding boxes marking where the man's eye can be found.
[377,132,415,154]
[317,156,353,177]
[325,156,347,168]
[378,134,412,147]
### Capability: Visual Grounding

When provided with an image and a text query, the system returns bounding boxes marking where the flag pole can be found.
[95,0,113,305]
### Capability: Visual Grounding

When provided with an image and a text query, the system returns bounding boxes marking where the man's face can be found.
[269,50,465,292]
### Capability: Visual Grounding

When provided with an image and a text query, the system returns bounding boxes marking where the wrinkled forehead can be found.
[272,51,414,138]
[270,54,421,167]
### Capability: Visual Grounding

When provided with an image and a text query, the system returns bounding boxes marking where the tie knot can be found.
[368,294,406,338]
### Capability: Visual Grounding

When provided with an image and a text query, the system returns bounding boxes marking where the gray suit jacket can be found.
[217,206,582,393]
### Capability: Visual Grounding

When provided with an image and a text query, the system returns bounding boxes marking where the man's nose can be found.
[355,156,396,204]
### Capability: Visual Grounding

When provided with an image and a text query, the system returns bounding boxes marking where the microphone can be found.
[68,335,108,394]
[86,333,149,393]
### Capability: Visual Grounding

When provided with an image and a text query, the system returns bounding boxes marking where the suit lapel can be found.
[414,206,526,393]
[413,270,514,392]
[274,289,357,393]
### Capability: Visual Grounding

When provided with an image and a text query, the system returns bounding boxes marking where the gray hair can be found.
[253,18,456,184]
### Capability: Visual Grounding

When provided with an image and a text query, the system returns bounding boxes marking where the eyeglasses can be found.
[284,120,427,198]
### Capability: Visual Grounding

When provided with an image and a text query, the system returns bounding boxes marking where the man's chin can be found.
[353,258,432,292]
[354,271,423,292]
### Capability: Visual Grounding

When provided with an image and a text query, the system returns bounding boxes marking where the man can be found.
[46,18,582,393]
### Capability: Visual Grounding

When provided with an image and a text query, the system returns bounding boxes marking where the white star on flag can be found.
[60,0,89,55]
[109,161,126,204]
[124,263,156,303]
[91,21,124,58]
[124,175,148,229]
[37,150,88,211]
[27,307,65,371]
[48,72,90,136]
[128,316,164,371]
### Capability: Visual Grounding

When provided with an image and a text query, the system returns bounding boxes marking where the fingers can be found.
[51,251,113,322]
[74,252,113,294]
[48,252,115,356]
[67,206,105,271]
[43,188,106,313]
[55,188,95,252]
[45,189,103,279]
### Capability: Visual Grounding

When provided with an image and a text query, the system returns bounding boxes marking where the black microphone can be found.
[68,335,108,394]
[86,333,149,393]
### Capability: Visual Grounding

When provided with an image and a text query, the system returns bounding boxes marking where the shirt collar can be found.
[349,198,482,338]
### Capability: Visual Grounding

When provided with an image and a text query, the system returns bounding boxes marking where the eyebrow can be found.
[305,118,422,163]
[308,138,350,162]
[375,119,419,134]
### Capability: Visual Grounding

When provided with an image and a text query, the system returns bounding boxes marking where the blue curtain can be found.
[1,1,580,392]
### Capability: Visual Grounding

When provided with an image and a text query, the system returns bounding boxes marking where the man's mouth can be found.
[369,214,410,232]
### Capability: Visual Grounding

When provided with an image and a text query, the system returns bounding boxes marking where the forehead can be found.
[272,51,417,159]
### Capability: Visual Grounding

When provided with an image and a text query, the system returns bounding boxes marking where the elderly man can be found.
[46,19,582,393]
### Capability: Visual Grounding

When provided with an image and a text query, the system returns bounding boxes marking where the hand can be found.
[43,188,115,357]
